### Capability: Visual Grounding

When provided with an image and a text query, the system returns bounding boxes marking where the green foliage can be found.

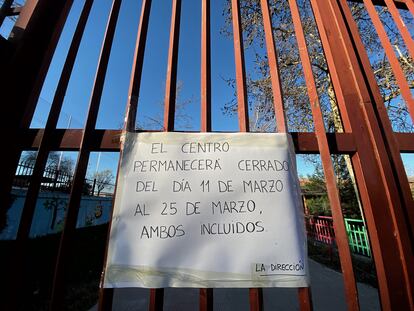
[307,195,330,216]
[303,155,361,218]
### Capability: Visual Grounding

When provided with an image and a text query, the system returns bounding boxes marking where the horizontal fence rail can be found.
[18,128,414,152]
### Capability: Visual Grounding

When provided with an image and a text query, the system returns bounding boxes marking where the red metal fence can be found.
[307,216,336,245]
[306,216,372,257]
[0,0,414,310]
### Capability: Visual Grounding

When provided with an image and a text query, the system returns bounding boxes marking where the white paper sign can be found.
[104,132,309,288]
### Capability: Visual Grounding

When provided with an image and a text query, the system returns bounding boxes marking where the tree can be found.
[22,151,74,176]
[136,81,194,130]
[302,167,331,216]
[302,155,360,218]
[222,0,413,132]
[92,170,114,196]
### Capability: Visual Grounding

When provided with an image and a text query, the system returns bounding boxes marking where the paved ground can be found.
[90,259,380,310]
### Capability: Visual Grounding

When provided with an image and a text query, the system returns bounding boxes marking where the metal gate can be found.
[0,0,413,310]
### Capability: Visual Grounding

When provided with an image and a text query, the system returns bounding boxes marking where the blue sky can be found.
[29,0,242,131]
[1,0,413,179]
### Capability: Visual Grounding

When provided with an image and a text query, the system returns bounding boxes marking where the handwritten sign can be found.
[104,132,309,288]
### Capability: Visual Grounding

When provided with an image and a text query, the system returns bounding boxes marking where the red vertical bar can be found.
[199,287,213,311]
[201,0,211,133]
[298,287,313,311]
[311,0,414,309]
[259,0,286,133]
[149,289,165,311]
[231,0,262,309]
[249,288,263,311]
[200,0,213,308]
[260,0,313,308]
[383,0,414,59]
[98,1,153,310]
[290,0,360,309]
[49,0,122,309]
[231,0,249,132]
[337,0,414,306]
[153,0,182,309]
[123,0,153,132]
[337,0,414,246]
[163,0,181,132]
[406,0,414,17]
[362,0,414,122]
